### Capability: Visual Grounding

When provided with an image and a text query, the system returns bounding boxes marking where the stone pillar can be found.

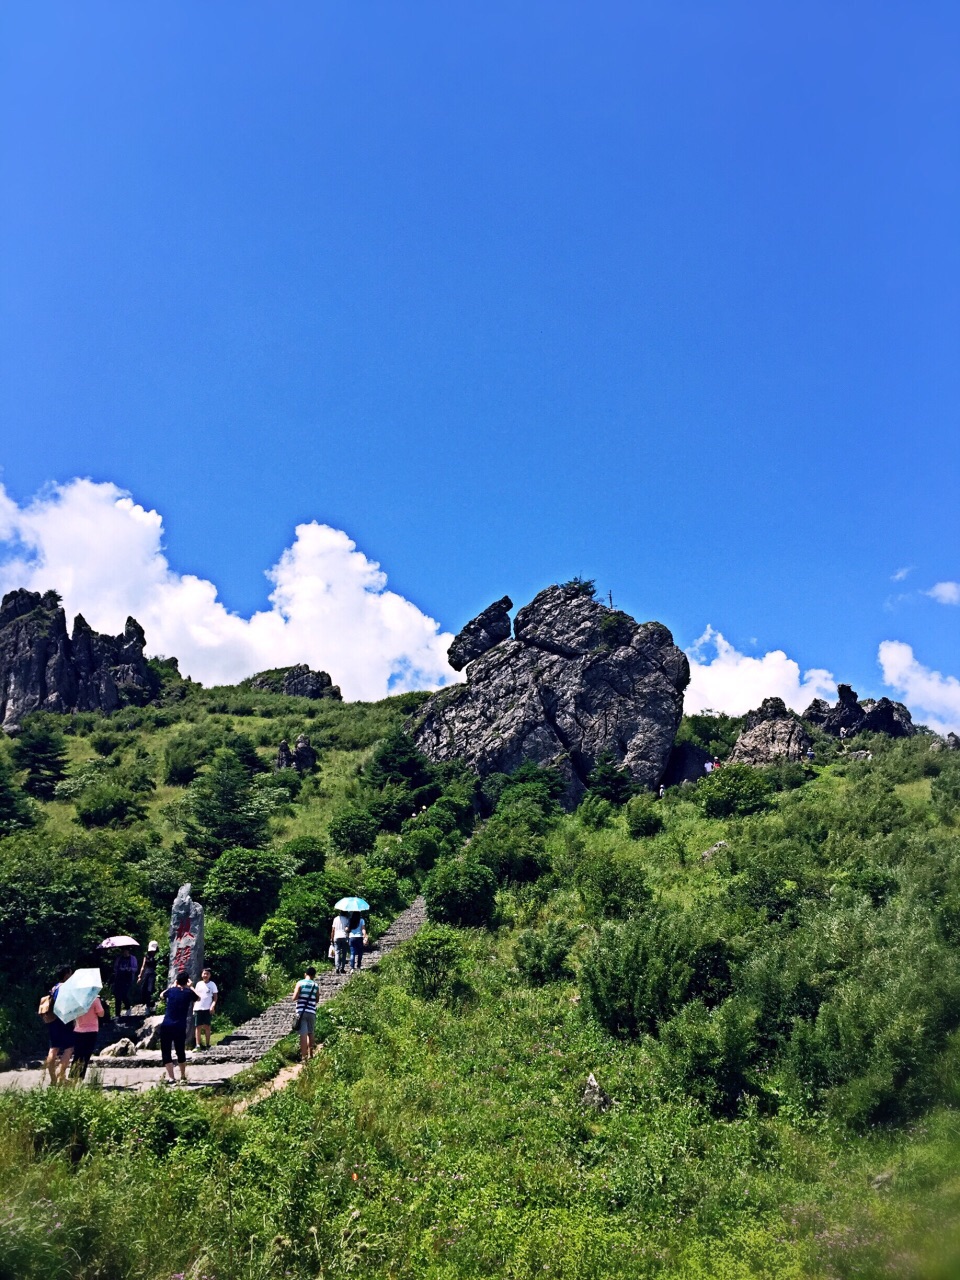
[168,883,204,986]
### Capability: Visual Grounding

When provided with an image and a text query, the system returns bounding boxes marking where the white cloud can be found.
[877,641,960,735]
[685,626,836,716]
[891,567,912,582]
[0,478,460,700]
[927,581,960,606]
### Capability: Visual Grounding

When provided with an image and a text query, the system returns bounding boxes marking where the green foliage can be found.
[202,917,260,1008]
[558,575,597,597]
[625,792,664,838]
[203,845,296,929]
[580,909,732,1038]
[258,914,300,968]
[657,997,759,1116]
[697,762,772,817]
[364,727,437,796]
[75,781,146,828]
[575,847,651,919]
[10,714,68,799]
[675,711,745,761]
[185,748,271,854]
[932,756,960,824]
[400,922,468,1000]
[328,803,378,856]
[280,833,326,872]
[514,918,576,984]
[424,855,496,927]
[0,756,34,836]
[586,749,637,804]
[358,865,408,915]
[578,792,614,829]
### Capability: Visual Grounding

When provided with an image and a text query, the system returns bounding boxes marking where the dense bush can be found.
[75,782,146,828]
[624,792,664,838]
[328,804,378,856]
[697,763,772,817]
[185,749,271,854]
[10,715,68,799]
[280,833,326,872]
[586,750,637,804]
[575,847,651,919]
[514,918,577,984]
[203,845,296,929]
[424,855,496,927]
[0,757,34,836]
[202,917,261,1015]
[400,922,468,1000]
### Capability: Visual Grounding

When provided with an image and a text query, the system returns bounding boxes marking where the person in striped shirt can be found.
[293,965,320,1061]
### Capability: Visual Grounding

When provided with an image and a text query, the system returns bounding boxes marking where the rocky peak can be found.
[802,684,915,739]
[447,596,513,671]
[412,584,689,806]
[0,588,154,732]
[743,696,790,730]
[248,664,342,700]
[729,700,811,765]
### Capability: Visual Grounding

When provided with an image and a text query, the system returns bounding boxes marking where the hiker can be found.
[43,966,75,1086]
[193,968,218,1050]
[331,910,351,974]
[138,941,159,1013]
[348,912,368,971]
[293,965,320,1061]
[70,991,106,1081]
[158,970,199,1085]
[112,947,137,1018]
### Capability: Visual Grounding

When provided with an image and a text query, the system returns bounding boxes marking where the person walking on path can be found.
[112,948,137,1018]
[292,965,321,1061]
[348,912,368,971]
[158,970,199,1085]
[70,993,105,1081]
[137,942,159,1014]
[193,968,218,1049]
[331,911,351,974]
[43,966,75,1086]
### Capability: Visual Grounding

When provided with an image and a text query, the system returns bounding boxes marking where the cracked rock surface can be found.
[411,584,689,805]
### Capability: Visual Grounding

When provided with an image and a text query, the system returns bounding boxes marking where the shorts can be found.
[195,1010,212,1026]
[296,1011,316,1036]
[159,1024,187,1066]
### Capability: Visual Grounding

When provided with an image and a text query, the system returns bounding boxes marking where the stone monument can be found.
[168,883,204,985]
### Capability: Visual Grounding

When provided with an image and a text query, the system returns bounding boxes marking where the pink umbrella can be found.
[99,935,140,948]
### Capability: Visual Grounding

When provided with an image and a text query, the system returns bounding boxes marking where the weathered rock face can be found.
[249,665,341,700]
[168,884,204,986]
[729,698,812,765]
[0,589,154,732]
[661,740,710,786]
[447,596,513,672]
[947,732,960,752]
[802,684,915,739]
[411,584,689,805]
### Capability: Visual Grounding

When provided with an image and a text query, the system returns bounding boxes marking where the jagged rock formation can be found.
[0,588,154,732]
[803,684,915,739]
[947,733,960,751]
[411,584,689,805]
[728,696,812,765]
[447,596,513,672]
[248,664,341,700]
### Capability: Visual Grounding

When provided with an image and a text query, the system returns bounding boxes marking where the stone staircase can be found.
[89,896,428,1070]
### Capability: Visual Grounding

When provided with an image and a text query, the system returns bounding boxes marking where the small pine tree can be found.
[0,755,34,835]
[11,714,68,799]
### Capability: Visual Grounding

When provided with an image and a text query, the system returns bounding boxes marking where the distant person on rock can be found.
[293,965,320,1061]
[112,948,137,1018]
[331,911,351,974]
[348,912,368,971]
[193,968,218,1050]
[43,965,75,1086]
[70,991,105,1081]
[138,941,159,1014]
[158,970,199,1085]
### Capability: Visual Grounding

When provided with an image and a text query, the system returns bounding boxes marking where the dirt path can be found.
[0,897,427,1095]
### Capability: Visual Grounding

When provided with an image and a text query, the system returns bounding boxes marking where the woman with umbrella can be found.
[331,898,369,974]
[43,966,75,1085]
[50,967,106,1083]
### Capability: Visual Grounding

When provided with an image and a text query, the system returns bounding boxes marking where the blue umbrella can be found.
[53,968,103,1023]
[334,897,370,912]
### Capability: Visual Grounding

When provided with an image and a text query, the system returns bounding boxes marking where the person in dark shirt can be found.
[158,970,199,1085]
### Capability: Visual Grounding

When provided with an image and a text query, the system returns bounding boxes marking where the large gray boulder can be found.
[447,596,513,672]
[802,684,915,739]
[249,664,341,700]
[728,697,811,765]
[0,588,154,733]
[411,584,689,806]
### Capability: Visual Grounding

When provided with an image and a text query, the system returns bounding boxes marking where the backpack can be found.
[38,992,56,1023]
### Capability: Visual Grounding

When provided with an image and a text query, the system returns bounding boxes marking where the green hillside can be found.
[1,681,960,1277]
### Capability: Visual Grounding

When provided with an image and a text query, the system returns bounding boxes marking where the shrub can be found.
[933,759,960,825]
[515,919,577,985]
[0,756,35,835]
[580,909,732,1038]
[89,729,123,758]
[587,750,637,804]
[328,804,378,857]
[258,915,300,968]
[280,834,326,873]
[400,923,468,1000]
[578,793,614,830]
[575,848,651,919]
[185,749,271,855]
[698,763,772,817]
[424,856,496,927]
[358,866,407,915]
[75,782,146,828]
[203,917,261,1009]
[625,793,664,838]
[203,846,295,929]
[657,997,759,1116]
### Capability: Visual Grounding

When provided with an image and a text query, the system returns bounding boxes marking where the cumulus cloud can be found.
[685,626,836,716]
[0,478,459,700]
[877,641,960,735]
[891,567,912,582]
[927,581,960,606]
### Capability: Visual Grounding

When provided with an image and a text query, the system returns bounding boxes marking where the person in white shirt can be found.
[193,968,218,1049]
[330,912,351,974]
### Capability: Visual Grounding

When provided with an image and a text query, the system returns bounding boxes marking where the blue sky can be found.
[0,4,957,724]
